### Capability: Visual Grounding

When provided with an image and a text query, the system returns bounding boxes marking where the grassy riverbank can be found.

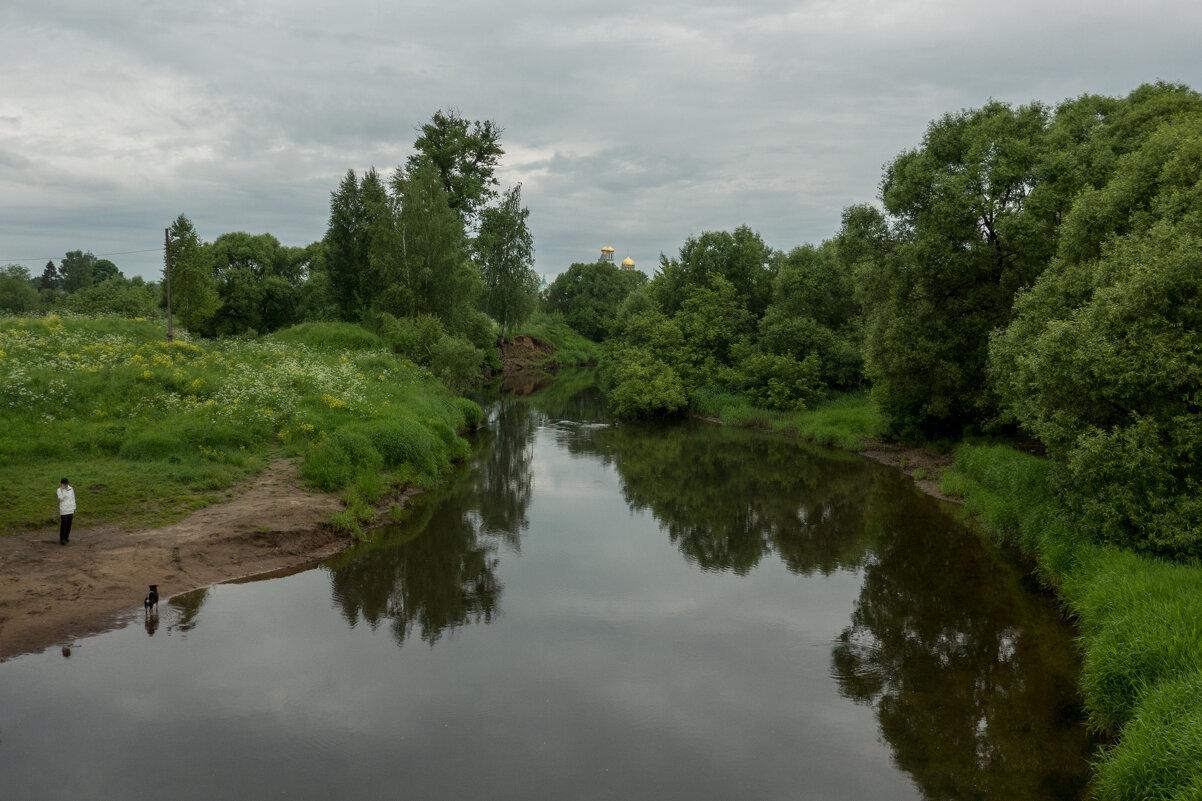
[515,311,603,366]
[698,390,1201,799]
[943,445,1202,800]
[0,315,479,536]
[690,388,883,449]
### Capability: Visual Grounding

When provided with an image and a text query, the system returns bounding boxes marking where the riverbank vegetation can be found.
[514,310,603,367]
[943,445,1202,800]
[584,81,1202,799]
[0,315,479,537]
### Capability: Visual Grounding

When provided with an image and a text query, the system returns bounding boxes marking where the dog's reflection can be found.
[143,584,160,636]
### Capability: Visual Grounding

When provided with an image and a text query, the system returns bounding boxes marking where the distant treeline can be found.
[569,81,1202,560]
[0,110,540,395]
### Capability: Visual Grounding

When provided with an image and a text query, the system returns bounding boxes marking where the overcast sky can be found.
[2,0,1199,282]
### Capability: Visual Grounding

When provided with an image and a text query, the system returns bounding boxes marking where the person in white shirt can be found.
[57,478,76,545]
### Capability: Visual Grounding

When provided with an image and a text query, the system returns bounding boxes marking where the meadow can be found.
[0,316,479,536]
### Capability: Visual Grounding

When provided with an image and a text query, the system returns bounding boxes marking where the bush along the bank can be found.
[942,443,1202,801]
[0,315,480,535]
[597,226,865,421]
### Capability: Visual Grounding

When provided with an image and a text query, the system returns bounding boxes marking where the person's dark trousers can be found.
[59,514,73,544]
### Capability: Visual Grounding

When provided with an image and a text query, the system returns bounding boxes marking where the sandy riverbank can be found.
[0,459,351,661]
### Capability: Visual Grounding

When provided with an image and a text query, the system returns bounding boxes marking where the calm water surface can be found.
[0,382,1093,800]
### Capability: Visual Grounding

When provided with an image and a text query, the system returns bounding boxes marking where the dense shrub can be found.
[455,397,484,429]
[722,349,824,411]
[379,312,444,361]
[300,441,354,491]
[327,429,384,472]
[428,334,485,394]
[602,345,687,419]
[60,276,159,318]
[349,418,440,476]
[991,225,1202,558]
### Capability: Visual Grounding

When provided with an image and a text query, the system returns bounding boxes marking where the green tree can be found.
[759,240,863,391]
[323,168,395,321]
[988,92,1202,557]
[859,101,1051,439]
[0,265,40,313]
[475,184,538,340]
[92,259,120,284]
[38,260,60,291]
[207,232,309,334]
[165,214,219,334]
[673,275,754,389]
[652,226,777,318]
[386,162,480,327]
[59,250,97,293]
[545,261,647,341]
[406,109,504,228]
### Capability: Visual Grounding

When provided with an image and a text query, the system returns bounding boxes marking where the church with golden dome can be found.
[599,245,636,270]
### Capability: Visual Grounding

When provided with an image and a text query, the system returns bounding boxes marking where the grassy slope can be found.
[515,311,603,366]
[0,316,477,535]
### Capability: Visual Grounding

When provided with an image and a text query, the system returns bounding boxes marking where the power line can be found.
[0,247,163,263]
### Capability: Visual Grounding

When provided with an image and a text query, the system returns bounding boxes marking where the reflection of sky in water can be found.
[0,394,1087,800]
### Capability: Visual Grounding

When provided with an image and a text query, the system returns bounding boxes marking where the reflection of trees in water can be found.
[831,499,1094,800]
[329,504,501,645]
[588,411,1093,797]
[167,588,210,634]
[472,396,537,550]
[584,419,882,575]
[327,398,538,646]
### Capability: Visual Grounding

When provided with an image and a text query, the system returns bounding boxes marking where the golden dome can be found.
[602,245,615,253]
[621,255,635,268]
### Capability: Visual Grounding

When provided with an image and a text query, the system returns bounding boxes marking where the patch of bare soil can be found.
[0,459,354,662]
[500,334,557,374]
[859,442,959,502]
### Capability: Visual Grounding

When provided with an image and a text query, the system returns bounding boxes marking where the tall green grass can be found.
[266,321,386,351]
[689,388,883,449]
[942,443,1202,800]
[0,315,478,533]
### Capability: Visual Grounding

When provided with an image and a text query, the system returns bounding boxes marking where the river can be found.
[0,379,1094,800]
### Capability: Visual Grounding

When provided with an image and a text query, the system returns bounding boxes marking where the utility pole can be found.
[164,227,174,343]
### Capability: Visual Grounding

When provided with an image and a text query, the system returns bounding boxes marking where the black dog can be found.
[144,584,159,614]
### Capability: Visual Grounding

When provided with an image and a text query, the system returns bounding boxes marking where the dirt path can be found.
[0,459,350,662]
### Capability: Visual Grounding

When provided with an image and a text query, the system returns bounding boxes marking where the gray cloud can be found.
[1,0,1199,280]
